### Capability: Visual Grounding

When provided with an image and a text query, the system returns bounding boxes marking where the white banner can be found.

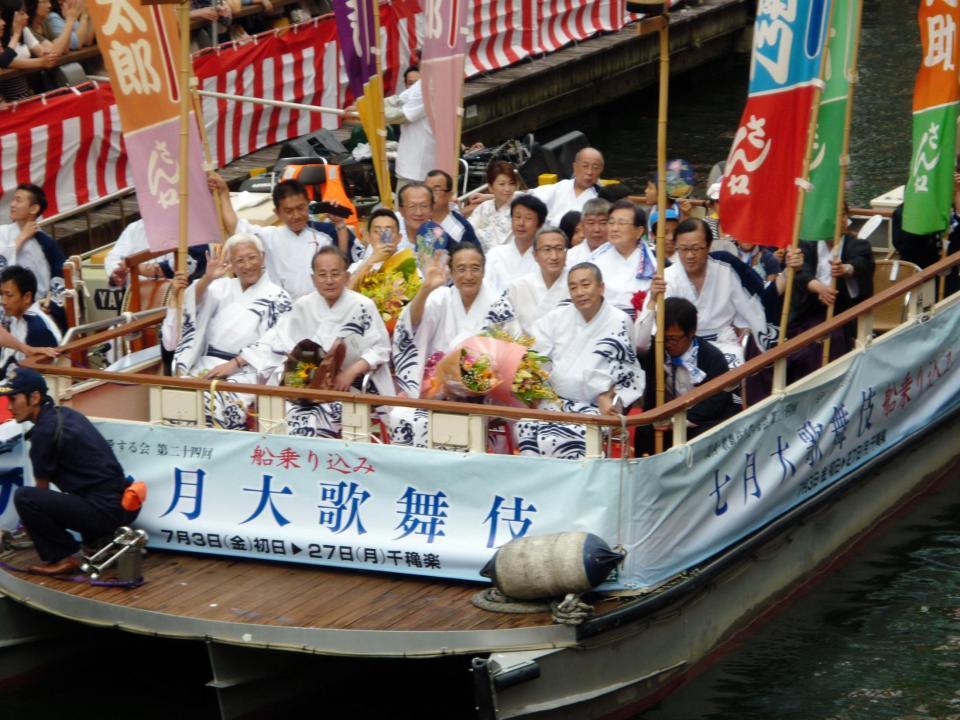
[0,437,27,531]
[92,424,622,582]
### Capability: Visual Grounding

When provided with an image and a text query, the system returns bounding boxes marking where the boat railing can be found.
[23,249,960,457]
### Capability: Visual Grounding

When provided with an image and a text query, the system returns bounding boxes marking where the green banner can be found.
[800,0,860,241]
[903,104,959,234]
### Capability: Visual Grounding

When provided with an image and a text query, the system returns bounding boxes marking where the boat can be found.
[0,230,957,718]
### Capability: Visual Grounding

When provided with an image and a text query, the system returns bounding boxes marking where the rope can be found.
[470,588,596,625]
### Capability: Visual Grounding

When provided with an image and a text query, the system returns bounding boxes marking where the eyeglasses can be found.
[607,219,636,228]
[452,264,483,275]
[403,203,432,212]
[664,334,689,344]
[577,162,603,172]
[536,245,566,255]
[677,245,707,255]
[314,271,344,281]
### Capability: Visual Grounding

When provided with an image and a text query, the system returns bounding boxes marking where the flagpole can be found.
[191,88,229,242]
[653,8,669,454]
[370,3,394,210]
[778,2,836,348]
[177,0,191,327]
[823,0,863,365]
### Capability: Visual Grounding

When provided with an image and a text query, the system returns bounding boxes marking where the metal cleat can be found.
[80,526,149,582]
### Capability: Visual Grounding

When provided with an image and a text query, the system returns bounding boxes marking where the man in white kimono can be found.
[530,148,603,226]
[237,246,393,438]
[565,198,610,268]
[506,226,569,336]
[589,199,656,319]
[484,194,547,294]
[211,173,353,301]
[515,262,644,460]
[163,234,292,429]
[637,218,795,367]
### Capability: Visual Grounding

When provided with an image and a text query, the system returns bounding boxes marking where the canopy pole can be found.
[176,0,191,330]
[654,10,670,454]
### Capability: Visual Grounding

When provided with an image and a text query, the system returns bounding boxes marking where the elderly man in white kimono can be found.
[390,242,520,447]
[636,218,796,368]
[163,233,292,429]
[234,246,393,438]
[589,199,657,320]
[506,226,569,336]
[529,148,603,226]
[514,262,644,460]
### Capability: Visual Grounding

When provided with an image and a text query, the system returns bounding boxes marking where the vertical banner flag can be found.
[800,0,861,241]
[86,0,219,252]
[903,0,960,235]
[720,0,832,248]
[333,0,394,208]
[421,0,469,182]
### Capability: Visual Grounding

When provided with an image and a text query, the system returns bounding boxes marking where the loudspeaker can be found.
[278,129,349,161]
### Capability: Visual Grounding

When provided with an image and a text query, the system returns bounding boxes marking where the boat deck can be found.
[0,547,621,657]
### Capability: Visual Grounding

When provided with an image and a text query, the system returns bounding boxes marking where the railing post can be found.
[584,425,603,459]
[341,401,371,443]
[670,410,687,447]
[772,357,787,393]
[257,395,288,434]
[856,312,874,349]
[429,411,487,453]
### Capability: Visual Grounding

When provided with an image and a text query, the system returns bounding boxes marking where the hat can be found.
[0,367,48,397]
[648,207,680,226]
[707,182,721,201]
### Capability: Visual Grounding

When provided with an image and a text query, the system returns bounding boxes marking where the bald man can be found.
[530,147,604,226]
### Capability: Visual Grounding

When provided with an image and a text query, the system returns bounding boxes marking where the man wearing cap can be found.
[9,369,139,576]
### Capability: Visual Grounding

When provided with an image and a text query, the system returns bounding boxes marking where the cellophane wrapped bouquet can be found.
[357,248,421,334]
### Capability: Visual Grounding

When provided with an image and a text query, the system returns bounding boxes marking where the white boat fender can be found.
[480,532,624,601]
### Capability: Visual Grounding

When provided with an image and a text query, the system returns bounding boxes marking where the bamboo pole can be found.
[778,3,836,348]
[823,0,864,365]
[369,3,394,209]
[653,11,669,454]
[176,0,191,327]
[190,81,228,242]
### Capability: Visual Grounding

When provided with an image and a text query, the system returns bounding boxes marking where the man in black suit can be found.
[635,297,735,456]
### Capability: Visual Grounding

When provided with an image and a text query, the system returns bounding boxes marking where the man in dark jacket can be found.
[7,368,138,575]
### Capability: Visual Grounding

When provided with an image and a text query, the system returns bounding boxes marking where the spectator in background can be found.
[47,0,94,50]
[559,210,583,248]
[26,0,84,57]
[465,160,522,251]
[0,8,57,101]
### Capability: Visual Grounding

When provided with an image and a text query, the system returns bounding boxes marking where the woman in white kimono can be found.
[165,233,292,429]
[389,242,520,447]
[223,246,393,439]
[514,262,644,460]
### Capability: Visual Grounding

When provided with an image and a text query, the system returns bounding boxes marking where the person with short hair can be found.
[589,199,656,318]
[162,233,292,429]
[393,79,435,188]
[0,264,60,375]
[10,368,140,576]
[0,183,66,326]
[104,218,210,288]
[239,246,393,438]
[211,173,355,301]
[395,181,449,266]
[467,161,523,250]
[634,297,735,455]
[530,147,604,226]
[484,194,548,293]
[347,209,404,286]
[506,226,569,336]
[565,197,611,267]
[514,262,644,460]
[559,210,583,248]
[424,169,480,246]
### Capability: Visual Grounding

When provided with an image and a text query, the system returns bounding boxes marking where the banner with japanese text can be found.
[421,0,469,180]
[89,423,621,582]
[332,0,393,207]
[800,0,861,241]
[903,0,960,236]
[720,0,832,248]
[86,0,219,253]
[0,435,27,531]
[619,300,960,588]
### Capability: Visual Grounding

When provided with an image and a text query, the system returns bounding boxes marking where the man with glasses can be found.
[507,226,570,335]
[638,218,797,368]
[239,246,393,438]
[565,197,611,267]
[485,194,548,293]
[634,297,736,455]
[423,169,479,246]
[590,199,656,318]
[530,147,604,226]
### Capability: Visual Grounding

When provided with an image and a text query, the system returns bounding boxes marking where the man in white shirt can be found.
[565,197,610,267]
[530,147,603,225]
[484,194,547,294]
[394,80,435,188]
[424,169,480,245]
[589,199,656,319]
[506,226,569,335]
[212,173,352,301]
[0,184,65,310]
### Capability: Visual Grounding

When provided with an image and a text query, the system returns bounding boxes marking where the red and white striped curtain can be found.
[0,0,672,221]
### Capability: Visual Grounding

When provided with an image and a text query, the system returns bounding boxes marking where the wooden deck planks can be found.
[0,548,600,633]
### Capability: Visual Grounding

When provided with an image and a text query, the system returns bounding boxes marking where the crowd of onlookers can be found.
[0,0,329,106]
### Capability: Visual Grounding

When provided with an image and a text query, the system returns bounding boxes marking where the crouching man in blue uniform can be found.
[6,368,140,576]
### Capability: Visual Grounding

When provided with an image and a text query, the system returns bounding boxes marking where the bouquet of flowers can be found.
[425,343,504,399]
[481,326,557,408]
[281,339,345,396]
[357,249,421,334]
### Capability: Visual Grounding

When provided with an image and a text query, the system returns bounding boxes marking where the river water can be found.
[4,2,958,719]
